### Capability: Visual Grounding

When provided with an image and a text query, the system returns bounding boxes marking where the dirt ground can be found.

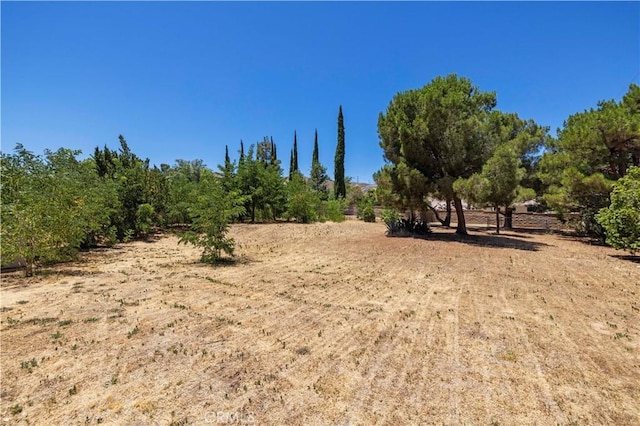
[1,220,639,425]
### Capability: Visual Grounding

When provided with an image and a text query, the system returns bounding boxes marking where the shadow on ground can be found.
[389,228,550,251]
[611,254,640,264]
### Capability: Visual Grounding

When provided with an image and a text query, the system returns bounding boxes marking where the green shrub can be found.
[286,174,320,223]
[135,203,155,237]
[322,199,346,222]
[361,205,376,222]
[381,208,401,225]
[596,166,640,254]
[178,173,246,264]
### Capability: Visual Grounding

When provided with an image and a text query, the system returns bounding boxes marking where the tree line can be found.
[375,74,639,253]
[1,107,349,274]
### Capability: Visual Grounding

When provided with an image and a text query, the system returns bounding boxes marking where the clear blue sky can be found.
[2,2,638,183]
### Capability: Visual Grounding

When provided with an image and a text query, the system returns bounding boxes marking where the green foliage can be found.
[357,190,377,222]
[374,163,431,214]
[461,144,523,204]
[289,132,299,180]
[345,184,364,208]
[178,173,246,263]
[381,208,402,226]
[334,105,346,199]
[361,206,376,223]
[381,208,431,236]
[293,132,299,175]
[377,74,498,235]
[380,208,402,235]
[321,198,346,222]
[1,145,118,275]
[310,129,329,200]
[540,84,640,238]
[166,159,207,224]
[286,173,320,223]
[237,144,286,222]
[135,203,155,237]
[92,135,167,240]
[596,166,640,254]
[455,144,529,233]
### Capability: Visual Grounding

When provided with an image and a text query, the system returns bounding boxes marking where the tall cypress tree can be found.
[289,148,295,180]
[270,136,277,165]
[310,128,328,199]
[312,129,319,164]
[334,105,346,199]
[293,131,299,174]
[225,145,231,167]
[239,140,245,162]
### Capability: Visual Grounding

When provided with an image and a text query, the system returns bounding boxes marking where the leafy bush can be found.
[286,173,320,223]
[178,173,246,264]
[360,205,376,222]
[382,208,431,237]
[596,166,640,254]
[1,145,117,275]
[321,199,346,222]
[135,203,155,237]
[381,208,401,226]
[357,189,377,222]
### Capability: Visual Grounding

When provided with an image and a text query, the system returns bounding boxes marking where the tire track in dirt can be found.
[340,267,442,424]
[447,282,462,425]
[499,288,565,424]
[454,257,495,422]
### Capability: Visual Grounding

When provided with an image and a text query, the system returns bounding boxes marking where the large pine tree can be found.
[334,106,346,199]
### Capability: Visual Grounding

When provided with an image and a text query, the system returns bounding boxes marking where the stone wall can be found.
[437,210,569,231]
[347,206,571,231]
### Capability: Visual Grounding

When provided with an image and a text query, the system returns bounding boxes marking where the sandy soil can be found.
[1,220,639,425]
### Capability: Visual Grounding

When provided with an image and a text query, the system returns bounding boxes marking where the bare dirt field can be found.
[1,220,639,425]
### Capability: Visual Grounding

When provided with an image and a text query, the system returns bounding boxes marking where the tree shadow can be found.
[393,228,550,251]
[610,254,640,264]
[37,268,94,277]
[465,226,538,239]
[140,232,166,243]
[192,255,253,269]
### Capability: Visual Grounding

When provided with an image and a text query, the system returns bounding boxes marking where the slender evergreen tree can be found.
[225,145,231,167]
[289,148,295,180]
[239,140,245,162]
[334,106,346,199]
[270,136,277,165]
[310,129,328,199]
[293,131,299,174]
[312,129,319,164]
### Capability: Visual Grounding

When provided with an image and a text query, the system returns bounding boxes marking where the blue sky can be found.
[2,2,638,183]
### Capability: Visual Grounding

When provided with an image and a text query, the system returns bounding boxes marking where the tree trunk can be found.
[444,200,452,227]
[495,207,500,234]
[453,196,467,235]
[504,207,513,229]
[427,200,452,227]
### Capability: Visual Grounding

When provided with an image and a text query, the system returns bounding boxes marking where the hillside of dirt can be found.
[1,221,639,425]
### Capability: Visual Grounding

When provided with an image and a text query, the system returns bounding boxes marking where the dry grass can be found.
[1,220,639,425]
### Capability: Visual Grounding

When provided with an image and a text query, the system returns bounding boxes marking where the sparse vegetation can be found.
[0,222,638,423]
[127,326,140,339]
